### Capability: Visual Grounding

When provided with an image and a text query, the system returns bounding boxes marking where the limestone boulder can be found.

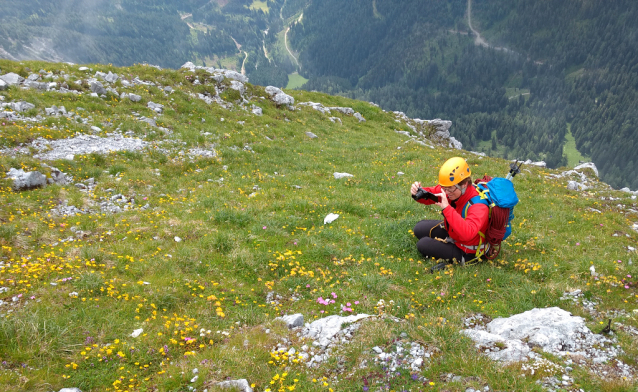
[0,73,24,86]
[265,86,294,106]
[6,168,48,191]
[89,80,107,95]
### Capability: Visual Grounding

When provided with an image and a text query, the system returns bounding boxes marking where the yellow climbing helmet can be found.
[439,157,471,187]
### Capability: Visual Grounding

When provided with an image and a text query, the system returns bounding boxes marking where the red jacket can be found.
[417,184,489,254]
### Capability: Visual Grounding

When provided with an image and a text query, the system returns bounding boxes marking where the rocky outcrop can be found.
[1,101,36,112]
[0,72,24,86]
[181,62,249,83]
[393,112,462,150]
[462,307,625,365]
[31,133,147,161]
[265,86,294,106]
[302,314,372,349]
[6,168,47,191]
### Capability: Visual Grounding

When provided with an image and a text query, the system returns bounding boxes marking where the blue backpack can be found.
[461,176,519,260]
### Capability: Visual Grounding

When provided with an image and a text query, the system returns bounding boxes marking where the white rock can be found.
[30,133,147,161]
[522,159,547,168]
[216,379,253,392]
[0,72,25,86]
[59,388,82,392]
[181,62,196,71]
[462,307,619,364]
[302,314,371,348]
[229,80,246,95]
[147,101,164,113]
[323,213,339,225]
[104,72,119,83]
[567,181,587,191]
[276,313,304,329]
[461,329,531,362]
[354,112,366,122]
[574,162,599,177]
[333,172,353,179]
[131,328,143,338]
[449,136,463,149]
[174,236,182,242]
[6,168,47,191]
[265,86,294,106]
[305,131,318,139]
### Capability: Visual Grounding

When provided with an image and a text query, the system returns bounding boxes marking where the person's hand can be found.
[410,181,421,196]
[434,192,449,210]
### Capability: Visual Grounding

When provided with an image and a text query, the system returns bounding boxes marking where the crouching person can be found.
[410,157,489,268]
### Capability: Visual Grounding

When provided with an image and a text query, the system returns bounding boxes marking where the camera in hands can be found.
[412,188,441,203]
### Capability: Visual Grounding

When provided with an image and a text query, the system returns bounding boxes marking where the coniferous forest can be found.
[1,0,637,189]
[290,0,638,190]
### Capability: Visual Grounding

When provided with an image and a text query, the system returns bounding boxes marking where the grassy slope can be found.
[0,60,636,392]
[286,72,308,89]
[564,124,589,168]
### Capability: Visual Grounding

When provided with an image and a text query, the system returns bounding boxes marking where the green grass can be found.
[0,59,637,392]
[248,0,269,13]
[505,87,530,101]
[564,124,590,167]
[286,72,308,89]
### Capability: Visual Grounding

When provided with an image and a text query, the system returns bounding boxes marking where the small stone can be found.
[333,172,353,179]
[174,236,182,242]
[216,379,253,392]
[276,313,304,329]
[354,112,366,122]
[372,346,383,354]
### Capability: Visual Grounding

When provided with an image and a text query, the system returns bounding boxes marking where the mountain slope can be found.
[0,59,637,391]
[289,0,638,190]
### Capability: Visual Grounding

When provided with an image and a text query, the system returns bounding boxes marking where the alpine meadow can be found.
[1,1,638,392]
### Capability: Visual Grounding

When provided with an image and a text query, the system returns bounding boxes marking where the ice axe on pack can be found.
[505,160,524,181]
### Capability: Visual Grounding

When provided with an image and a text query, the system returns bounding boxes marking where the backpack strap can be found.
[473,183,492,204]
[462,195,490,260]
[462,196,487,219]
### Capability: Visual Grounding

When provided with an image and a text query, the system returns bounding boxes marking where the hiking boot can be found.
[430,260,453,273]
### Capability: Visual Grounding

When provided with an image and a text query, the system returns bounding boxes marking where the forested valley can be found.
[290,0,638,190]
[1,0,637,189]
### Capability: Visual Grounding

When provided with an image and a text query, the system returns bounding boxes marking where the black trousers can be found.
[413,220,475,262]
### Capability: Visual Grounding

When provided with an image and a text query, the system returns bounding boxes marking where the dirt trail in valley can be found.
[467,0,512,53]
[280,0,300,69]
[241,51,248,75]
[467,0,489,48]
